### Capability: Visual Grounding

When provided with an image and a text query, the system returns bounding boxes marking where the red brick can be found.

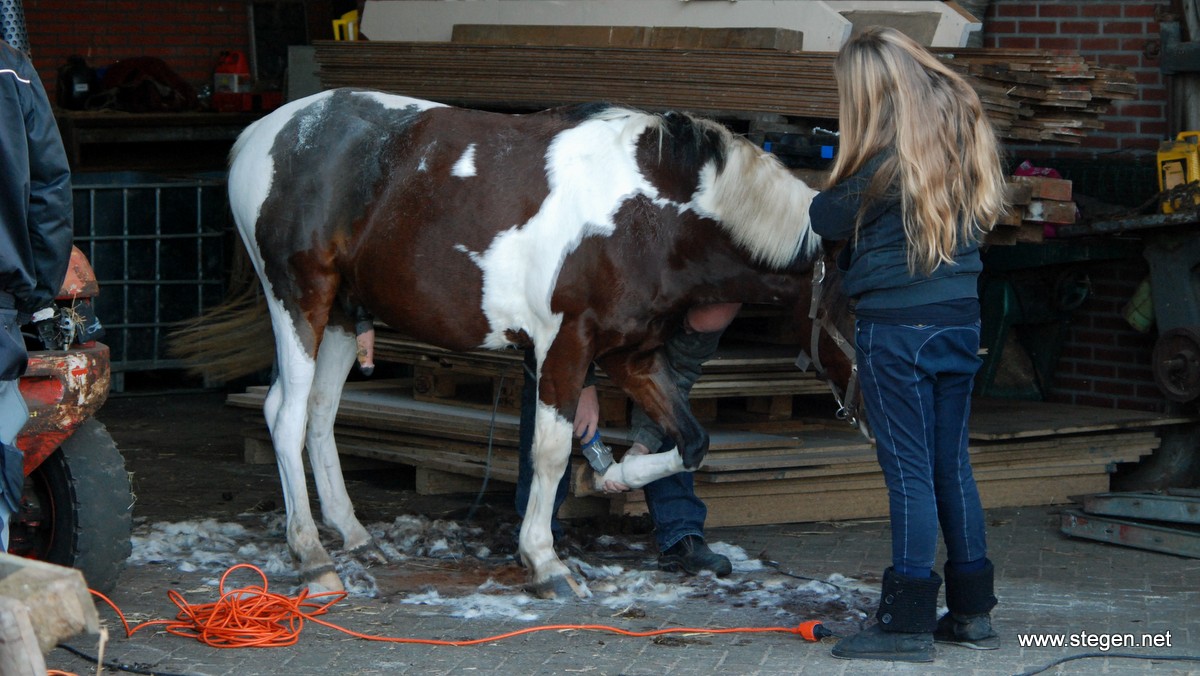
[1060,21,1101,34]
[987,19,1019,34]
[995,3,1038,18]
[1095,53,1140,68]
[1076,363,1117,379]
[1124,3,1163,18]
[1102,21,1146,35]
[1039,36,1082,50]
[1094,380,1138,397]
[1139,120,1168,138]
[1082,4,1124,18]
[1020,20,1060,34]
[1100,119,1137,134]
[1133,69,1164,85]
[1039,4,1079,18]
[1080,37,1121,51]
[1084,135,1120,150]
[1120,103,1165,118]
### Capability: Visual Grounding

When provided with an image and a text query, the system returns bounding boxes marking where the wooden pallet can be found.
[228,380,1190,525]
[374,331,831,424]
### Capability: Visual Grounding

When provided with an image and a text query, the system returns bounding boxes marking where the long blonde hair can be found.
[826,27,1006,275]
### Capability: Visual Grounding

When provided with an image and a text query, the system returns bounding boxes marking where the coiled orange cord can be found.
[88,563,830,649]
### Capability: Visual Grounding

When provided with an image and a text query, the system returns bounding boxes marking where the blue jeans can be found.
[855,319,988,577]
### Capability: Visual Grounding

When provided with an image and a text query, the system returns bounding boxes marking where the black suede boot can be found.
[935,559,999,650]
[657,535,733,577]
[832,567,942,662]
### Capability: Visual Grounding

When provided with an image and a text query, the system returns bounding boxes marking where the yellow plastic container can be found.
[1157,131,1200,213]
[332,9,359,41]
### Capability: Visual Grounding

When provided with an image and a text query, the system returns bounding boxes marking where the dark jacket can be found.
[809,155,980,314]
[1,40,73,318]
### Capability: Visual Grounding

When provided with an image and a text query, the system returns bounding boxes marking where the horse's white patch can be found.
[689,138,821,268]
[451,144,477,177]
[356,90,448,112]
[469,110,663,352]
[453,243,481,264]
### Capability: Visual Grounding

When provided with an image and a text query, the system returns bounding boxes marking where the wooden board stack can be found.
[988,175,1077,245]
[227,361,1192,526]
[313,37,1135,144]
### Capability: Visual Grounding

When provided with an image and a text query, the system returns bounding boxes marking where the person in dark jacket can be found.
[809,27,1007,663]
[0,39,74,549]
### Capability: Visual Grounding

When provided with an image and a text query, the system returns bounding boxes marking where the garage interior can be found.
[6,1,1200,674]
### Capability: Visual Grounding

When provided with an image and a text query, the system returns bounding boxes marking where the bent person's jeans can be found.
[855,319,987,576]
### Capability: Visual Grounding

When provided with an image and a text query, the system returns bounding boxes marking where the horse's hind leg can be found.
[262,306,342,593]
[306,325,380,561]
[519,399,579,598]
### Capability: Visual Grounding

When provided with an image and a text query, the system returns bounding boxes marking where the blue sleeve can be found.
[1,43,73,315]
[23,57,74,313]
[809,177,864,241]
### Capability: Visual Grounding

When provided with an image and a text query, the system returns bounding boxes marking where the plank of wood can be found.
[451,24,805,51]
[0,597,46,676]
[969,398,1196,439]
[616,473,1108,525]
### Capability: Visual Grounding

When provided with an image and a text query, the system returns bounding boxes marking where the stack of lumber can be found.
[228,378,1192,526]
[373,329,830,425]
[942,49,1138,144]
[313,39,1135,143]
[987,174,1077,245]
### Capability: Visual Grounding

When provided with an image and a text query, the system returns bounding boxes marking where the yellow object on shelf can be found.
[1157,131,1200,213]
[333,9,359,41]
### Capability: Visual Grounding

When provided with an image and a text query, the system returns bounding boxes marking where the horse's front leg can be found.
[598,347,709,472]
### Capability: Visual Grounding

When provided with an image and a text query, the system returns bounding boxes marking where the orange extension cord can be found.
[85,563,831,650]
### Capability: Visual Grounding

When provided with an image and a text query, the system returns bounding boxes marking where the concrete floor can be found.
[41,390,1200,675]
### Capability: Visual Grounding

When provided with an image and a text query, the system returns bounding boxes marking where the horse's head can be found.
[794,239,868,439]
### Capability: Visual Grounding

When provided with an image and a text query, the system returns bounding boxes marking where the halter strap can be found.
[796,259,871,441]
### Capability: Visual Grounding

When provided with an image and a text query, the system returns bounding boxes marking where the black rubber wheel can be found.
[11,418,132,593]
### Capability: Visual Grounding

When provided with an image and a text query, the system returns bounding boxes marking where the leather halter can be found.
[795,259,872,441]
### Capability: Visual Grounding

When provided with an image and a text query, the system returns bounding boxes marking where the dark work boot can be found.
[657,535,733,577]
[832,567,942,662]
[935,559,999,650]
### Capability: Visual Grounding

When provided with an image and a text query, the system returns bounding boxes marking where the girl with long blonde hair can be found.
[810,26,1007,662]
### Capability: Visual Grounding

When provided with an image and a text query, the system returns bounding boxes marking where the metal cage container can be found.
[71,171,231,386]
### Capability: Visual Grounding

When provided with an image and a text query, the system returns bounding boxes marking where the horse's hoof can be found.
[526,575,589,600]
[301,565,345,594]
[348,541,388,565]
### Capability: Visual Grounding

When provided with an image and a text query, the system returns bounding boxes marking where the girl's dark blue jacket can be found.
[809,156,981,314]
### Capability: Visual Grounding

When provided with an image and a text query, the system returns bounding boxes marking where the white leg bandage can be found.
[594,449,686,491]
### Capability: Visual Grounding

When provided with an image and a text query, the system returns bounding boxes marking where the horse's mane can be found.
[657,112,821,270]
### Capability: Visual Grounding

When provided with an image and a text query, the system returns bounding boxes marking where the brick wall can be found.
[981,1,1173,413]
[1050,258,1162,412]
[984,0,1169,159]
[23,1,252,99]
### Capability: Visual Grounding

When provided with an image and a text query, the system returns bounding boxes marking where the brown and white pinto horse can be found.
[227,88,851,598]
